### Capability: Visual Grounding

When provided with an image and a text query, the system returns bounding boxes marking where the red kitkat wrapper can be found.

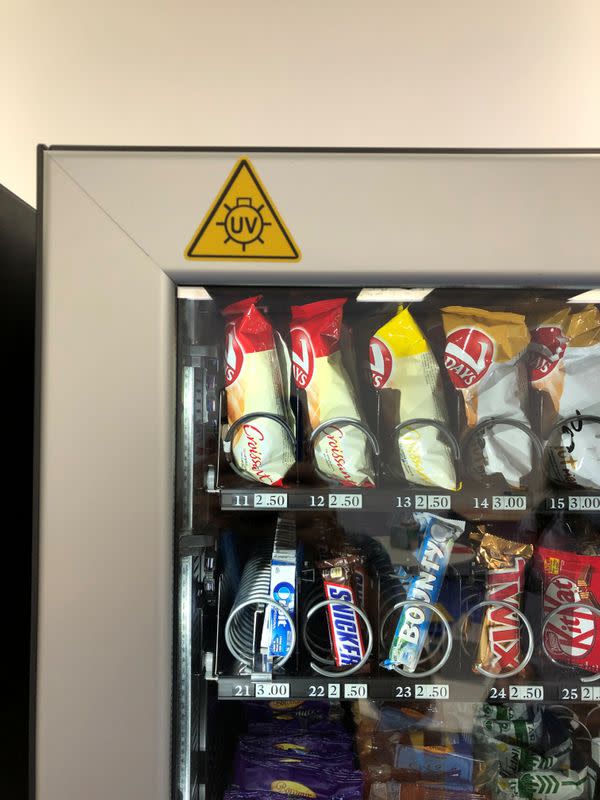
[537,544,600,674]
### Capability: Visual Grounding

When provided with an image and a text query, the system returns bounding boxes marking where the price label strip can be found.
[569,496,600,511]
[254,493,288,508]
[546,496,600,512]
[329,494,363,509]
[473,495,527,511]
[307,683,341,699]
[581,686,600,701]
[255,683,290,698]
[509,685,544,700]
[343,683,368,699]
[228,493,288,509]
[415,684,450,699]
[398,495,451,510]
[232,683,255,698]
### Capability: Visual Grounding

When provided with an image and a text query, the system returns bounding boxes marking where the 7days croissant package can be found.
[529,303,600,488]
[291,298,375,487]
[223,296,295,485]
[442,307,532,488]
[369,306,457,490]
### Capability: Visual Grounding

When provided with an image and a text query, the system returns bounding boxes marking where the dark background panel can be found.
[1,183,36,800]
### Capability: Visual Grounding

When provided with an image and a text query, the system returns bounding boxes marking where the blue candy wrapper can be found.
[384,513,465,672]
[393,733,474,784]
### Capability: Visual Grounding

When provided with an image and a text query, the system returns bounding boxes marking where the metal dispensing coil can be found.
[224,537,296,671]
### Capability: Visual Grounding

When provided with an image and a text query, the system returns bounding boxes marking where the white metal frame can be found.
[35,148,600,800]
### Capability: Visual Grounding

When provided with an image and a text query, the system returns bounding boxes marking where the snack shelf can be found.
[215,675,598,703]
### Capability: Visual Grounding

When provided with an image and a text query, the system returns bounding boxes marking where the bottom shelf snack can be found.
[356,700,600,800]
[223,698,600,800]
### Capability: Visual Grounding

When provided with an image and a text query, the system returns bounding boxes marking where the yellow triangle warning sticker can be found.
[185,158,301,261]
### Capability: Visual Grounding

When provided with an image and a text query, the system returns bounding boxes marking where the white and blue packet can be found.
[383,512,465,673]
[260,519,297,659]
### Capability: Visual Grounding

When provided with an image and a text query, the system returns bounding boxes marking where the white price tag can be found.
[415,684,449,699]
[343,683,368,699]
[254,493,288,508]
[329,494,362,509]
[509,685,544,700]
[569,496,600,511]
[581,686,600,701]
[492,495,527,511]
[427,495,451,510]
[415,495,451,510]
[328,684,341,699]
[254,683,290,698]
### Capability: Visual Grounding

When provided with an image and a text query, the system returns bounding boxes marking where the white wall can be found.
[4,1,600,207]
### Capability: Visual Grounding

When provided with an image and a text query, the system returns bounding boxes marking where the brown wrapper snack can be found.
[528,304,600,488]
[472,529,533,675]
[317,556,367,669]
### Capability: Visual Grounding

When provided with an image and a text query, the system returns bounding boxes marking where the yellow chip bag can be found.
[369,306,457,490]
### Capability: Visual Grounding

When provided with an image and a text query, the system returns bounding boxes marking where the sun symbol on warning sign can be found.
[216,197,271,252]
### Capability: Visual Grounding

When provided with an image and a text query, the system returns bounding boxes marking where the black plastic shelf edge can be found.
[216,676,597,703]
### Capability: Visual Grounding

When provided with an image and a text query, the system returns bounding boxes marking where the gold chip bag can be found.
[528,304,600,488]
[442,307,532,488]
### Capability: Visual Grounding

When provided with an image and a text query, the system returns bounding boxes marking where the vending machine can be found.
[34,149,600,800]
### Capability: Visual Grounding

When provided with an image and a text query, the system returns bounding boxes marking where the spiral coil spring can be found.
[225,537,275,668]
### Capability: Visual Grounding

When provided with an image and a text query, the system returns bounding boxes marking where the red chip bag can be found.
[290,298,375,487]
[223,296,295,485]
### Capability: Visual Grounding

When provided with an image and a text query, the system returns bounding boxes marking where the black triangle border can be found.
[186,158,300,260]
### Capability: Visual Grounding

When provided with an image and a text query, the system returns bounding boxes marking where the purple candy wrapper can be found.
[245,700,342,727]
[247,720,347,735]
[226,795,361,800]
[233,753,363,800]
[239,734,352,756]
[234,750,355,786]
[226,793,358,800]
[225,793,291,800]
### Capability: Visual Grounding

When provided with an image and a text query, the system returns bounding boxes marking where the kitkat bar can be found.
[537,544,600,674]
[442,306,532,489]
[290,298,375,487]
[223,296,295,485]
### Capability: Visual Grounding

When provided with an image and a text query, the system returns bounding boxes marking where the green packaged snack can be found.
[483,735,571,776]
[497,767,588,800]
[480,712,542,748]
[477,703,529,721]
